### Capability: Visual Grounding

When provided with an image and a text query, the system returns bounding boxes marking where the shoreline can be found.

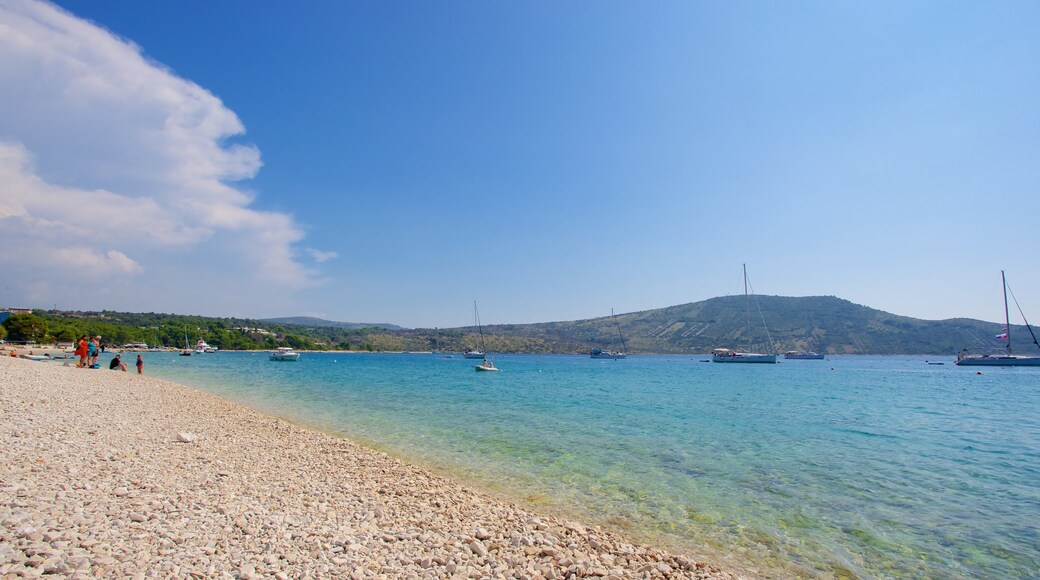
[0,356,745,578]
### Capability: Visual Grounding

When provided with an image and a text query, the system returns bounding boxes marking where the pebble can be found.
[0,356,742,579]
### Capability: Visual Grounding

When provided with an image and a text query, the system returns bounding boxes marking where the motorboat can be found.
[194,339,218,353]
[270,347,301,361]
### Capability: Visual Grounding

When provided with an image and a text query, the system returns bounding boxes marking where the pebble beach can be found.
[0,356,743,579]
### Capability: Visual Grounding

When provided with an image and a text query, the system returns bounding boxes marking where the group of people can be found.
[74,335,143,373]
[74,335,102,368]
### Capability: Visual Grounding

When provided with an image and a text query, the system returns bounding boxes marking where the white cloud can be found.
[307,248,339,263]
[0,0,334,314]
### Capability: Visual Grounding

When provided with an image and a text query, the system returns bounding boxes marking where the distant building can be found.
[1,307,34,325]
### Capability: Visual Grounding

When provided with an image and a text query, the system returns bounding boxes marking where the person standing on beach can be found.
[75,335,88,367]
[136,354,143,374]
[87,336,99,367]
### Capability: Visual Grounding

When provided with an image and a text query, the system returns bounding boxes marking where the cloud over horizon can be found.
[0,0,330,315]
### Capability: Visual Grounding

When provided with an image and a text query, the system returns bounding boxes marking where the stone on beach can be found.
[0,356,742,578]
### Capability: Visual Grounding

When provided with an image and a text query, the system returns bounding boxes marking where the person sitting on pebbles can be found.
[109,354,127,372]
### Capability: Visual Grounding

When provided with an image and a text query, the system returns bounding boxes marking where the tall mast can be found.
[612,308,627,354]
[744,263,752,353]
[474,301,486,353]
[1002,270,1012,355]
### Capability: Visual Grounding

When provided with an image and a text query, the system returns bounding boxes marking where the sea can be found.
[132,351,1039,579]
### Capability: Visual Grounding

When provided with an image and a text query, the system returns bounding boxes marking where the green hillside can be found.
[10,295,1039,356]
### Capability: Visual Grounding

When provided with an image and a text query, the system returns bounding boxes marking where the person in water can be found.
[109,354,127,372]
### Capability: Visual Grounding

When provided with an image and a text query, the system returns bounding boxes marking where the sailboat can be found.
[590,308,628,359]
[955,271,1040,366]
[712,264,778,363]
[466,301,500,371]
[179,330,192,356]
[464,301,487,359]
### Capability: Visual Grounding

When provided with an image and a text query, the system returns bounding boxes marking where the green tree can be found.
[0,324,6,341]
[3,313,48,343]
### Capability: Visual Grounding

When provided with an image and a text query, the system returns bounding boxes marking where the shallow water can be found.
[135,352,1040,578]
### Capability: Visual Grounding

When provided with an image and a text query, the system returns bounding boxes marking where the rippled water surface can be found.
[140,352,1040,578]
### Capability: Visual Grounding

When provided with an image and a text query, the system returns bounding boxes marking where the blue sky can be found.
[1,1,1038,328]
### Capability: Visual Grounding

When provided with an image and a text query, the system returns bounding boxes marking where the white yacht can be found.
[194,339,218,353]
[270,347,301,361]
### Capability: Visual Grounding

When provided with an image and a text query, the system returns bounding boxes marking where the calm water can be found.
[134,352,1039,579]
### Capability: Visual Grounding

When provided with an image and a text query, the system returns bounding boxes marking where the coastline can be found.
[0,356,743,578]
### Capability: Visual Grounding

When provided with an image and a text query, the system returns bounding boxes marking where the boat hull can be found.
[784,352,825,360]
[955,355,1040,367]
[474,365,499,372]
[590,351,627,359]
[463,352,485,359]
[713,354,777,364]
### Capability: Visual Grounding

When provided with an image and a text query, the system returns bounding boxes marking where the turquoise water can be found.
[137,352,1040,578]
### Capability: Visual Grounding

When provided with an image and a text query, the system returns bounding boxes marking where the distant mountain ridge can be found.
[454,295,1038,355]
[262,316,404,331]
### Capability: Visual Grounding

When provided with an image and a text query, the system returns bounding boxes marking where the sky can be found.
[1,0,1038,329]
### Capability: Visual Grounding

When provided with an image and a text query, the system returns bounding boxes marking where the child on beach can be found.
[136,354,143,374]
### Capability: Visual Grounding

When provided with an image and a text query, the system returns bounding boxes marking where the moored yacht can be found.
[712,348,777,364]
[269,347,300,361]
[194,339,218,353]
[955,271,1040,367]
[711,265,778,364]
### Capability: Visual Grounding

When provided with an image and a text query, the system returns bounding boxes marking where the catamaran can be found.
[955,271,1040,366]
[712,264,778,364]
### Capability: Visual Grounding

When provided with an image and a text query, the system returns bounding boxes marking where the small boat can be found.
[784,351,825,360]
[270,347,301,361]
[474,362,499,372]
[955,271,1040,367]
[712,265,778,364]
[590,309,628,359]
